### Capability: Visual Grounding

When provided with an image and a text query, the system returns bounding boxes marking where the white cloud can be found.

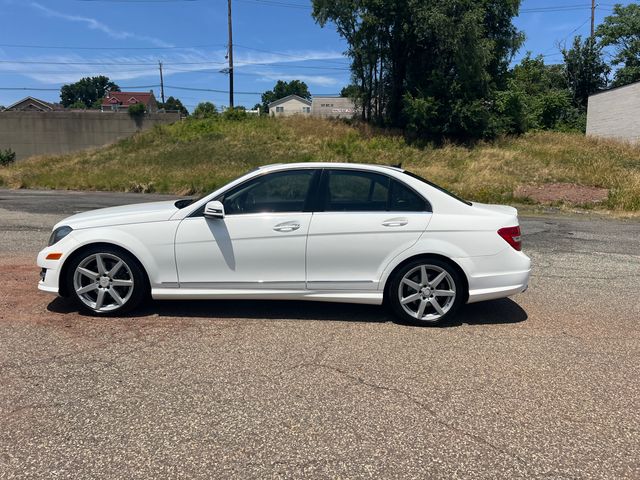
[0,49,349,85]
[30,2,173,48]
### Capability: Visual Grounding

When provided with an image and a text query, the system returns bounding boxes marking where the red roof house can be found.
[101,90,158,113]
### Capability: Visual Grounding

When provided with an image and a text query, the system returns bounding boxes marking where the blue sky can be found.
[0,0,636,110]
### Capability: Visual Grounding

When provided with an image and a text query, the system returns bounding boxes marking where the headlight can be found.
[48,226,73,246]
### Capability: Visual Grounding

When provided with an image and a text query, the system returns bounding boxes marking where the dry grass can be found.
[1,116,639,211]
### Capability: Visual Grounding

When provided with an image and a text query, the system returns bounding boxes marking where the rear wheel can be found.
[388,258,464,326]
[66,246,147,316]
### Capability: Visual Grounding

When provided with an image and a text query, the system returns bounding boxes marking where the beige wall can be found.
[587,83,640,144]
[311,97,357,118]
[0,111,180,160]
[270,98,311,117]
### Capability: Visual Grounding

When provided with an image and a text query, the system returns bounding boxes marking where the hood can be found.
[54,200,180,230]
[471,202,518,218]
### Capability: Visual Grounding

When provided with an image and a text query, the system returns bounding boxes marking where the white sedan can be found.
[37,163,530,325]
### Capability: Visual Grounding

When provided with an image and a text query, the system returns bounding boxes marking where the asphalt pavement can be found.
[0,189,638,479]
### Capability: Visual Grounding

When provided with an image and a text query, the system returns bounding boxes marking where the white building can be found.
[587,81,640,144]
[311,95,357,118]
[268,94,358,118]
[268,95,312,117]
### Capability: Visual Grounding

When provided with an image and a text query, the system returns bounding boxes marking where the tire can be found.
[388,258,465,326]
[65,246,148,316]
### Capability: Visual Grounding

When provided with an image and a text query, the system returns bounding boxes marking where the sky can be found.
[0,0,636,111]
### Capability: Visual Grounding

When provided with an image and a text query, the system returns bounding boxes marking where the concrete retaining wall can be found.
[0,111,181,160]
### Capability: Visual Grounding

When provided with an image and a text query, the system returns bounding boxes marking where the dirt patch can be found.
[514,183,609,205]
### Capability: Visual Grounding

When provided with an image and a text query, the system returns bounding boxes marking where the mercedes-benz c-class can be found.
[38,163,530,325]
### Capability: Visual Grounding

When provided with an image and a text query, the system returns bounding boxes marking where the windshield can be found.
[403,171,472,206]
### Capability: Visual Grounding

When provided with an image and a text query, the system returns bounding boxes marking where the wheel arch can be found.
[382,253,470,305]
[58,242,151,297]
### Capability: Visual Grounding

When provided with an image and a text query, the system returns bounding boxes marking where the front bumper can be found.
[37,247,68,295]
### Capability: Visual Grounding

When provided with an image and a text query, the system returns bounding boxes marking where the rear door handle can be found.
[382,217,408,227]
[273,221,301,232]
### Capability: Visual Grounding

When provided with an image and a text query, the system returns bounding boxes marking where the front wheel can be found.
[388,258,465,326]
[65,247,147,316]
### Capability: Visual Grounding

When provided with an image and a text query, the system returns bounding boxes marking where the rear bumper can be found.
[455,248,531,304]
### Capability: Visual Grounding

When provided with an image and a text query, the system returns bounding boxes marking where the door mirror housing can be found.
[204,200,225,219]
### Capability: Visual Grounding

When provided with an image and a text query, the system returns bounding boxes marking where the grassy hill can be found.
[1,116,639,211]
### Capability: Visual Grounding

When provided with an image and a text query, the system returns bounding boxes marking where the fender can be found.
[60,222,180,288]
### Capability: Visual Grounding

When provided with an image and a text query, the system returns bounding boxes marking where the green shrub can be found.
[193,102,218,119]
[128,103,146,118]
[0,148,16,166]
[222,107,248,121]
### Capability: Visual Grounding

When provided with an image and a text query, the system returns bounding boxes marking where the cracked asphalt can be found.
[0,189,639,479]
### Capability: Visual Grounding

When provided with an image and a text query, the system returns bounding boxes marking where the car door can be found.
[174,169,319,289]
[306,169,432,291]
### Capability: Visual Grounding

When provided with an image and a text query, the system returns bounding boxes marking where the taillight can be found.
[498,226,522,251]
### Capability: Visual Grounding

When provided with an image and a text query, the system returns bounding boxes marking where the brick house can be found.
[101,91,158,113]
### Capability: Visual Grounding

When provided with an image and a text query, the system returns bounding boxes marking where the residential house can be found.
[101,90,159,113]
[268,95,312,117]
[3,96,63,112]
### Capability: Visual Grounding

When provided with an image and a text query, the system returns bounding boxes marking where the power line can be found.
[0,43,222,51]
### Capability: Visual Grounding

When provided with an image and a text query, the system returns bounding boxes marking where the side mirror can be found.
[204,200,225,219]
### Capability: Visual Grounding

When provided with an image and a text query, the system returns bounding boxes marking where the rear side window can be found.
[389,179,427,211]
[324,170,389,211]
[322,170,428,212]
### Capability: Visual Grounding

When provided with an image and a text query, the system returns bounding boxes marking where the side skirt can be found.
[151,288,383,305]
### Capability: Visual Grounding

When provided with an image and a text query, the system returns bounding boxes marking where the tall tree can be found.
[261,80,311,113]
[597,3,640,87]
[562,35,609,108]
[159,96,189,116]
[312,0,523,140]
[60,76,119,109]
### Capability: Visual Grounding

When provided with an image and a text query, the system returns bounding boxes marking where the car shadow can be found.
[47,297,527,327]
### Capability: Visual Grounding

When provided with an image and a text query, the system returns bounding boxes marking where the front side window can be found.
[322,170,428,212]
[222,170,315,215]
[275,106,284,113]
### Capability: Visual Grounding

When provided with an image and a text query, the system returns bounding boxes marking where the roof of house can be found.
[101,91,156,107]
[5,96,61,111]
[268,94,312,108]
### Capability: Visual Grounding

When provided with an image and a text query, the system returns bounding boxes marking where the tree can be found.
[562,35,609,108]
[597,3,640,87]
[60,76,119,109]
[193,102,218,118]
[340,84,360,99]
[312,0,524,141]
[68,100,88,110]
[261,80,311,114]
[499,54,576,132]
[158,96,189,116]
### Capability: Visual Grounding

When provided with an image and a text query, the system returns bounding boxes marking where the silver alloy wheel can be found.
[397,264,456,322]
[72,253,135,312]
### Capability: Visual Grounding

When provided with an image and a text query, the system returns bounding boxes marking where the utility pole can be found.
[227,0,234,108]
[159,61,165,105]
[591,0,596,38]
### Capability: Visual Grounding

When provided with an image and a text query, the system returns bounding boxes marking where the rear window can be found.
[403,171,472,206]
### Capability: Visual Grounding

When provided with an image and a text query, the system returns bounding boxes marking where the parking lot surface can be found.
[0,189,639,479]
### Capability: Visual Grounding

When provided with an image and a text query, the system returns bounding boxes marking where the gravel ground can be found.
[0,190,639,479]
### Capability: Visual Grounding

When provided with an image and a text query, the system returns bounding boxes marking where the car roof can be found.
[257,162,405,173]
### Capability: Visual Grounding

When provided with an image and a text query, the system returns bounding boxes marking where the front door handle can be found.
[273,221,301,232]
[382,217,408,227]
